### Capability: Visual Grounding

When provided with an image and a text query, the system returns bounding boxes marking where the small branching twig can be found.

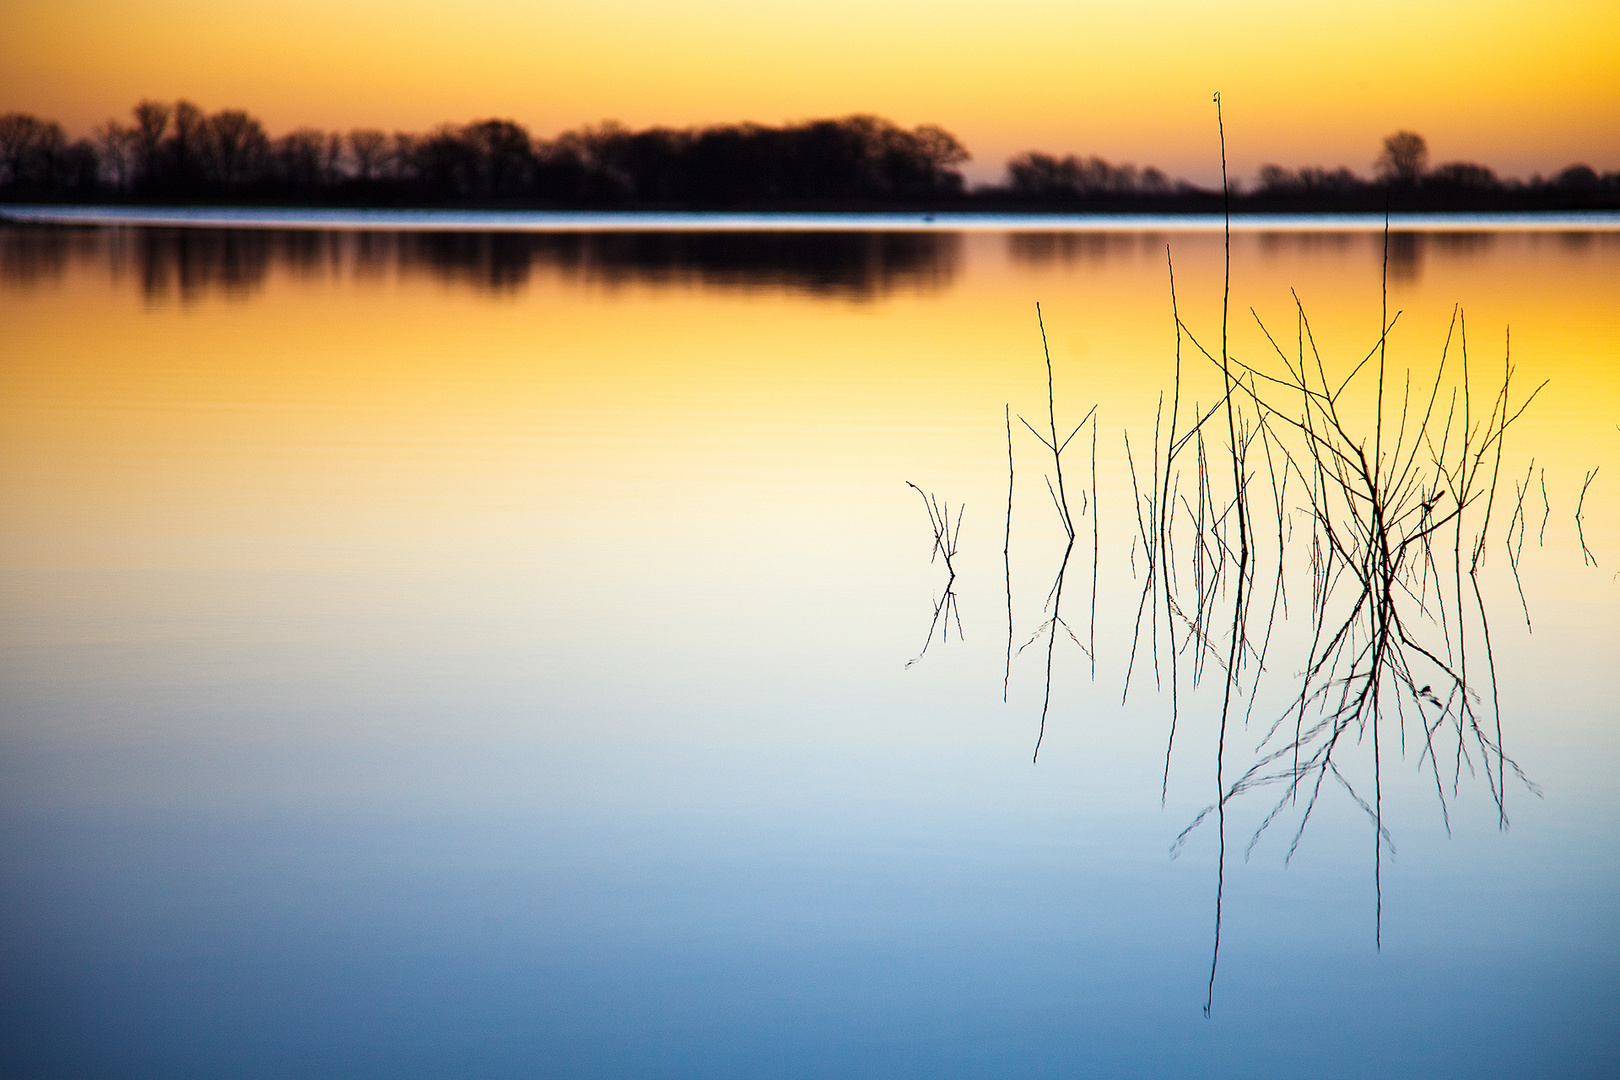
[1005,404,1015,701]
[1576,467,1599,567]
[1002,305,1102,762]
[904,482,963,668]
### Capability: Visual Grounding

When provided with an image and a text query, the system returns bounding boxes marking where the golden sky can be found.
[3,0,1617,184]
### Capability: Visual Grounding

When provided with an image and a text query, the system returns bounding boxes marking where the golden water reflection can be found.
[3,224,1615,608]
[1,222,1617,1074]
[3,222,1614,744]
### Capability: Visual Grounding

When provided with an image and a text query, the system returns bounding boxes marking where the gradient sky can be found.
[3,0,1617,183]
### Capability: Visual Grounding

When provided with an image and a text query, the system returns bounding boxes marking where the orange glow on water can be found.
[1,225,1616,797]
[3,229,1616,577]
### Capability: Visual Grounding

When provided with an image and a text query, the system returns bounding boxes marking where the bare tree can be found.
[1258,163,1295,193]
[132,100,171,185]
[324,132,344,183]
[205,109,267,187]
[1007,151,1143,198]
[464,119,533,196]
[911,124,970,172]
[0,114,71,189]
[0,113,49,187]
[271,128,329,187]
[94,119,136,191]
[347,129,388,181]
[169,100,207,183]
[1376,130,1428,184]
[390,132,419,182]
[1428,161,1499,191]
[60,138,100,191]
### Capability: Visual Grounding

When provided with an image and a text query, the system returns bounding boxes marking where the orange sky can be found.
[3,0,1617,184]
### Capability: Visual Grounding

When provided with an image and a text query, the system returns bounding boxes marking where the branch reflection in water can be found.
[903,482,963,668]
[956,221,1571,1015]
[1013,304,1099,762]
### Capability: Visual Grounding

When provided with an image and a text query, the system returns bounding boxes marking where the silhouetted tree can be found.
[615,126,692,202]
[409,124,479,197]
[204,109,268,188]
[1555,164,1599,191]
[554,121,635,200]
[891,123,969,195]
[1298,166,1360,192]
[1376,131,1428,184]
[1007,152,1142,198]
[1257,164,1294,193]
[5,97,1616,211]
[131,100,170,189]
[1426,161,1499,192]
[95,119,136,191]
[463,119,534,197]
[167,100,207,190]
[1,116,84,192]
[270,128,332,189]
[1259,164,1363,198]
[389,133,418,182]
[530,135,593,201]
[0,113,53,188]
[323,133,344,183]
[347,129,388,182]
[59,138,100,192]
[684,124,770,203]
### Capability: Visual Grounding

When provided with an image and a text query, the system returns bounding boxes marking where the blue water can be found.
[5,730,1614,1078]
[2,222,1616,1078]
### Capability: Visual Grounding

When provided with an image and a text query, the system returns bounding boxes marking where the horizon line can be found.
[7,206,1620,234]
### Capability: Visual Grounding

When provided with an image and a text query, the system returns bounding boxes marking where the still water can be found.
[2,222,1617,1078]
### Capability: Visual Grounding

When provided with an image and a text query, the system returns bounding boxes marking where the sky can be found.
[2,0,1617,185]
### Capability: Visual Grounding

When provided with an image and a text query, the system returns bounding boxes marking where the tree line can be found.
[999,131,1617,211]
[1,103,1615,211]
[0,102,968,206]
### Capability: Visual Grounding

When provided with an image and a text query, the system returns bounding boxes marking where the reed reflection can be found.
[986,225,1590,1014]
[902,482,964,669]
[0,225,961,302]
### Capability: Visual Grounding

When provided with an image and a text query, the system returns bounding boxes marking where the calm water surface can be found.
[2,223,1617,1078]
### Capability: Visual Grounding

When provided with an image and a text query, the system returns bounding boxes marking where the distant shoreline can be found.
[7,205,1620,233]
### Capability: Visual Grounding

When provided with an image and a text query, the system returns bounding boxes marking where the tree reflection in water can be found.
[0,224,962,303]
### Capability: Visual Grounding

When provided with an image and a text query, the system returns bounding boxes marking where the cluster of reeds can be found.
[1121,96,1546,1013]
[911,94,1577,1016]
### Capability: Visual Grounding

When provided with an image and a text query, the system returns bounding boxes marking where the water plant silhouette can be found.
[1004,304,1100,762]
[904,482,964,668]
[1576,467,1600,566]
[986,96,1549,1014]
[1151,246,1545,1013]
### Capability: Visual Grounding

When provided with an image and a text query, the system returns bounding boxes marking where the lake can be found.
[2,215,1616,1078]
